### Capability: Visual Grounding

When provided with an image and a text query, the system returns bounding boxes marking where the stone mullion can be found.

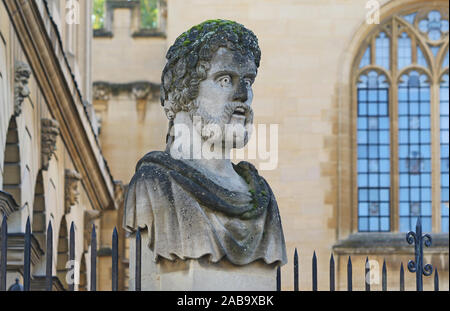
[351,75,359,233]
[391,18,400,232]
[411,34,417,65]
[430,81,442,233]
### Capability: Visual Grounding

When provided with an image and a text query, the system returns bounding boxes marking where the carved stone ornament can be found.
[65,169,81,213]
[93,83,111,101]
[83,210,101,249]
[132,84,151,100]
[14,61,32,117]
[41,118,60,171]
[0,190,20,219]
[114,181,125,207]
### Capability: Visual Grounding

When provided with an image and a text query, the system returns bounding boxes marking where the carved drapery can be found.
[41,118,60,171]
[14,61,32,117]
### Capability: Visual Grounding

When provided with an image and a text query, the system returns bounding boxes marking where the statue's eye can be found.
[218,75,232,87]
[244,79,253,88]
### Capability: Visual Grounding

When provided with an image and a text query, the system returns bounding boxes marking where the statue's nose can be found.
[232,79,248,103]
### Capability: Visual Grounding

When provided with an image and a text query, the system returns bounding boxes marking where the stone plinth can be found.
[128,231,278,291]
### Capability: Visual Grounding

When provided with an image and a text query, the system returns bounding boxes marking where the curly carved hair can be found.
[160,19,261,120]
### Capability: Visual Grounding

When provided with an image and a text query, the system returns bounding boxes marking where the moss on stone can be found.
[177,19,245,45]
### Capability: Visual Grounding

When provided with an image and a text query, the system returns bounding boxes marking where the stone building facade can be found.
[93,0,449,291]
[0,0,121,290]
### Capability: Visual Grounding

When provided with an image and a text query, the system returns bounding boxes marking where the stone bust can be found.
[123,20,287,266]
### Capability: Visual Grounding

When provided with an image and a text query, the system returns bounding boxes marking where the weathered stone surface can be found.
[41,118,60,171]
[128,231,278,291]
[64,169,81,213]
[124,20,286,290]
[0,190,20,219]
[14,61,31,117]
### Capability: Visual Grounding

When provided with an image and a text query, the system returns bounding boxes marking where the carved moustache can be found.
[191,100,254,127]
[190,100,254,141]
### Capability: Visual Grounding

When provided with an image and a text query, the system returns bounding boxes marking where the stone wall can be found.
[93,0,449,291]
[0,0,117,291]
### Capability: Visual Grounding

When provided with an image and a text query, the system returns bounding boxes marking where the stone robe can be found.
[123,151,287,266]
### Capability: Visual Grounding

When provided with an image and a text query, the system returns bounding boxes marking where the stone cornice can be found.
[333,233,449,255]
[1,233,44,271]
[93,81,161,100]
[106,0,140,10]
[93,29,113,38]
[131,29,167,38]
[31,276,65,291]
[3,0,116,211]
[0,190,20,218]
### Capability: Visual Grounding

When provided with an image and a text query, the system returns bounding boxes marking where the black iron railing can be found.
[0,215,442,291]
[276,217,440,291]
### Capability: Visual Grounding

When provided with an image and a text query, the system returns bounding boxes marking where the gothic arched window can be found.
[355,7,449,233]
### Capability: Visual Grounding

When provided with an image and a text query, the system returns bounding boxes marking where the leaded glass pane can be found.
[375,32,390,70]
[360,46,371,68]
[441,74,449,233]
[402,13,416,25]
[398,71,432,232]
[358,71,390,232]
[417,46,428,67]
[418,11,446,41]
[429,45,440,58]
[443,50,449,68]
[398,32,412,70]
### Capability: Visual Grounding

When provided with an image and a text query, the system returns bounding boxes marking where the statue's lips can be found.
[233,107,246,116]
[228,105,252,125]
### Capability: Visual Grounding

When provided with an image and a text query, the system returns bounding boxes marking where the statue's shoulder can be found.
[135,151,171,172]
[235,160,257,172]
[128,151,174,186]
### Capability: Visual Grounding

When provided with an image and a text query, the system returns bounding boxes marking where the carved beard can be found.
[189,99,254,147]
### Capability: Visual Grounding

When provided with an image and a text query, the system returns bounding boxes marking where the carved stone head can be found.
[161,20,261,149]
[14,61,32,116]
[65,169,81,213]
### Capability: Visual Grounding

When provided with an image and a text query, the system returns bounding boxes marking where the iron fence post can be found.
[135,228,141,291]
[329,254,335,291]
[46,222,53,291]
[276,266,281,291]
[112,227,118,291]
[382,259,387,291]
[365,257,370,291]
[347,256,352,291]
[406,217,433,291]
[312,251,317,291]
[90,224,97,291]
[1,216,7,291]
[294,248,298,291]
[23,217,31,291]
[69,222,75,291]
[400,263,405,291]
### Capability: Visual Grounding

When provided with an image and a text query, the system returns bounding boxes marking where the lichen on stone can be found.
[161,19,261,120]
